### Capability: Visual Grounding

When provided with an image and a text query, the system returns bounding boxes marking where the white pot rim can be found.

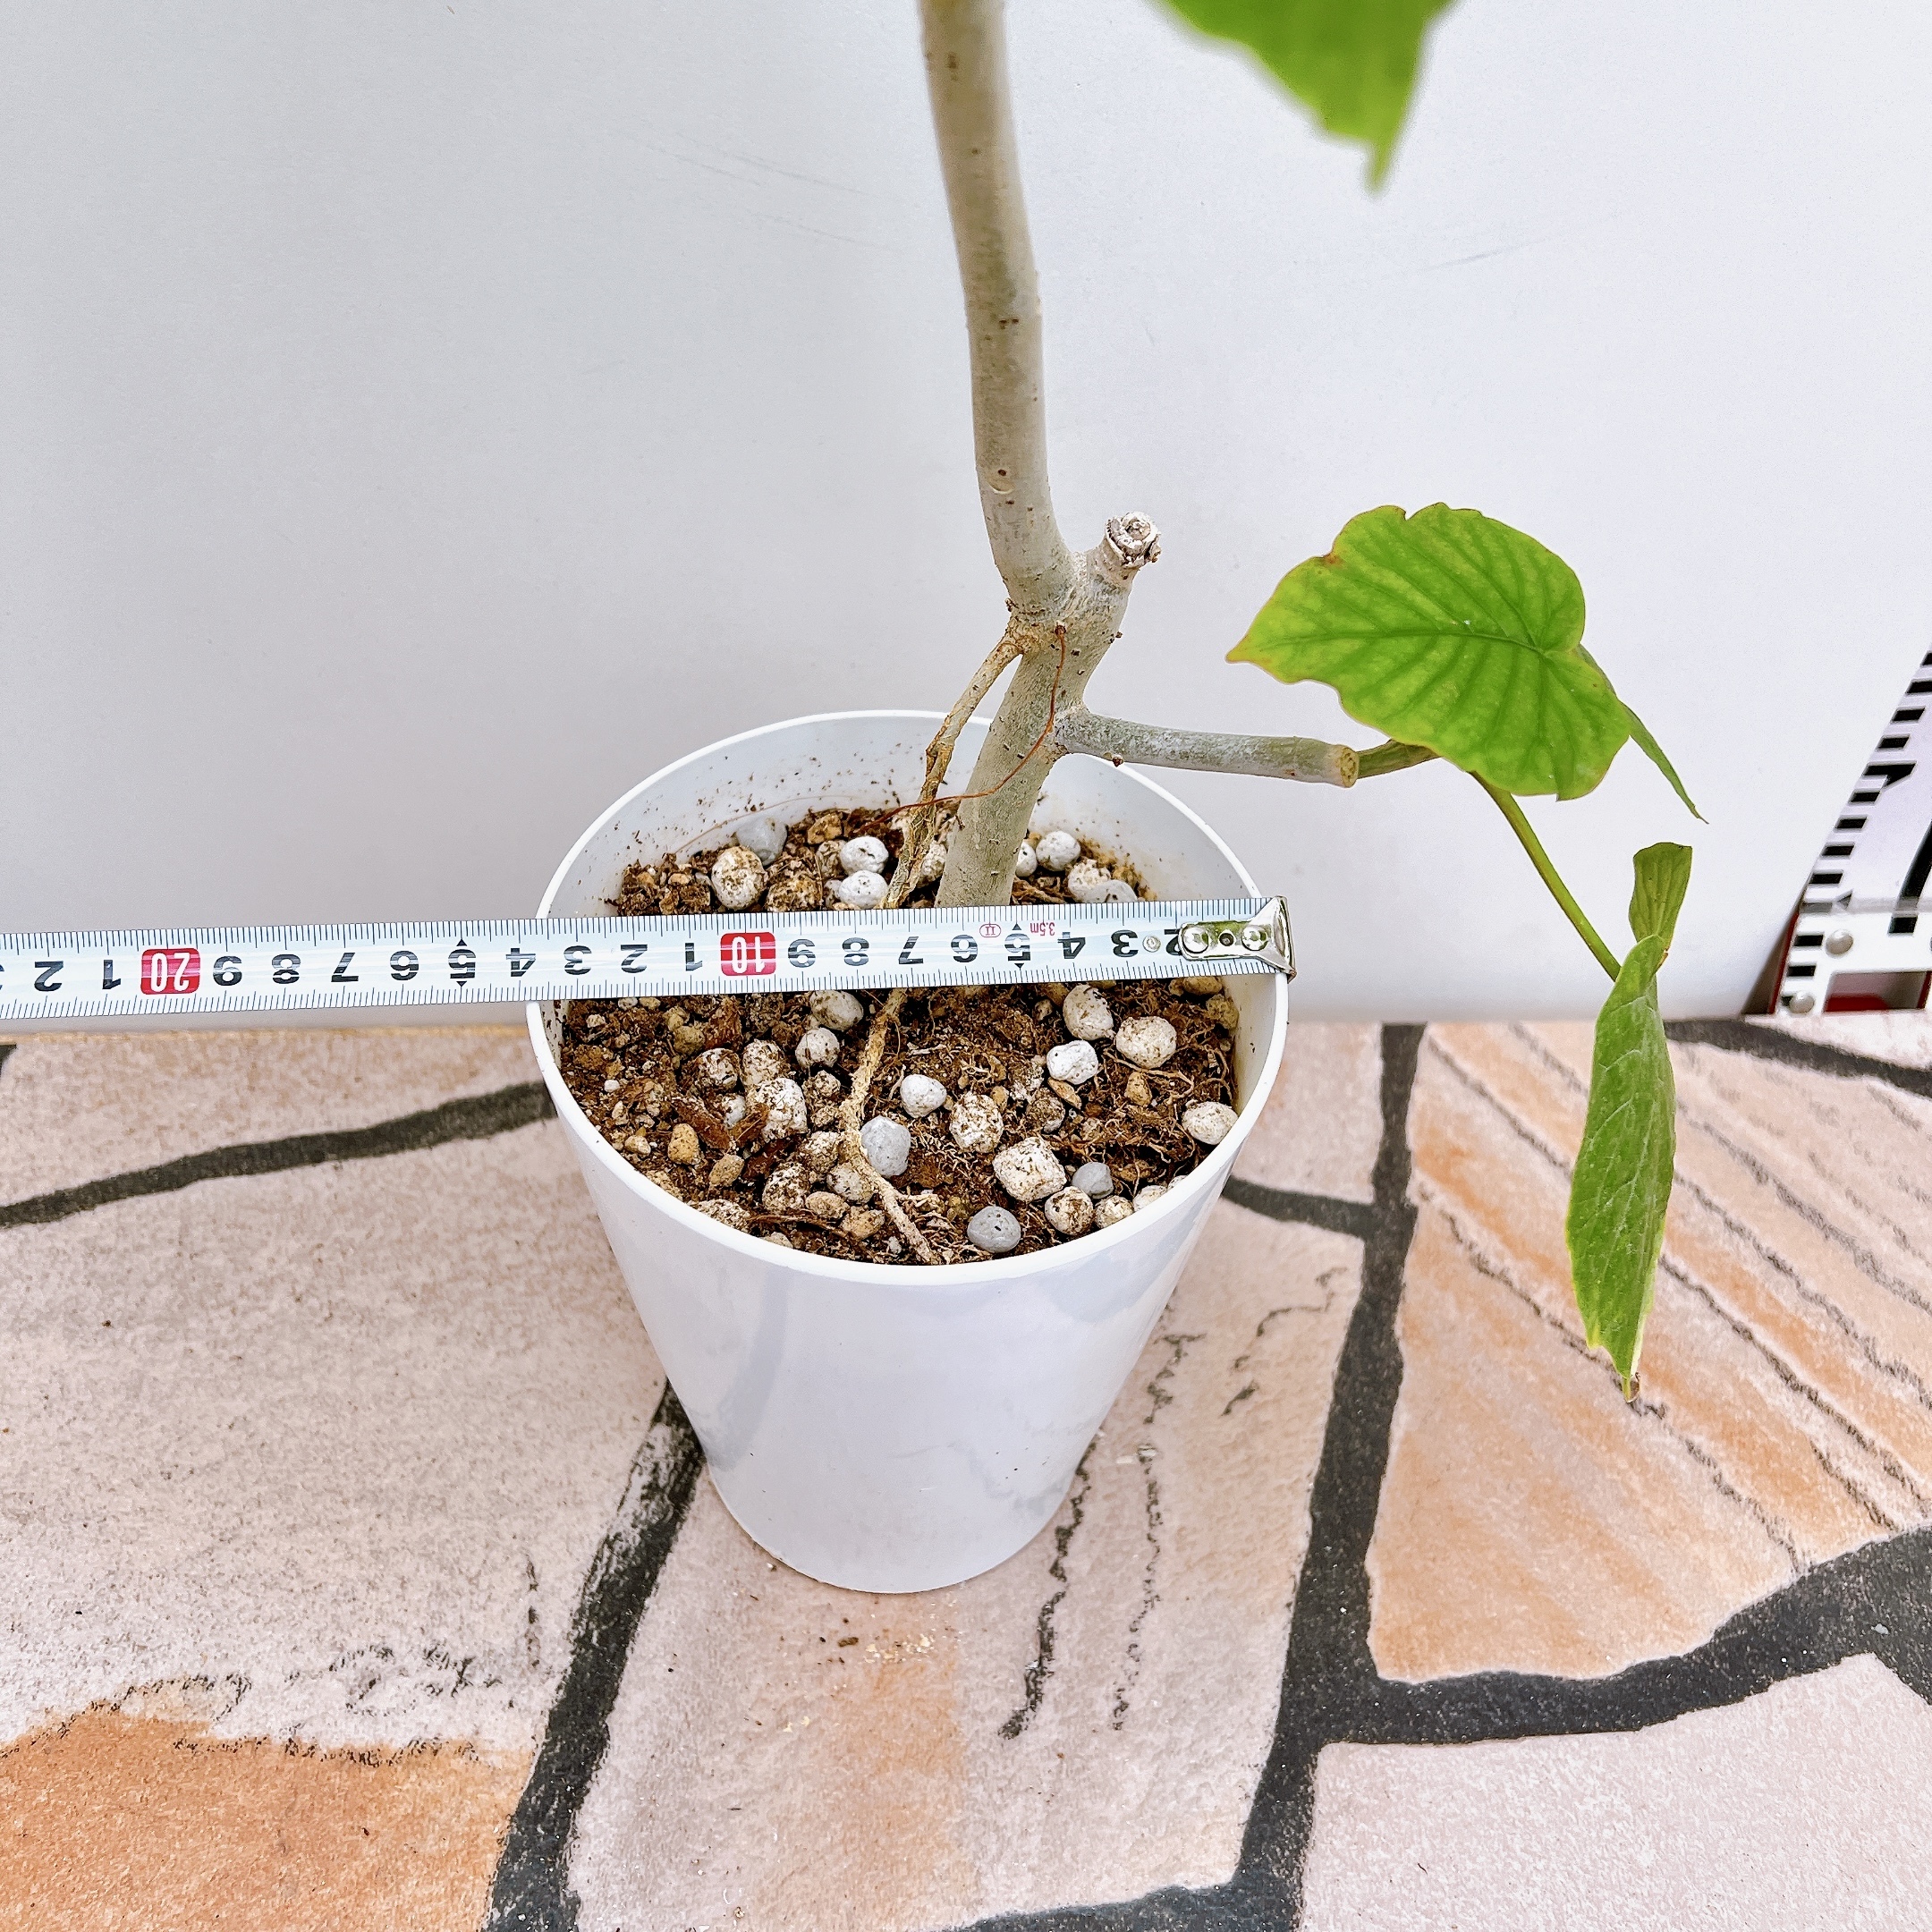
[527,708,1288,1288]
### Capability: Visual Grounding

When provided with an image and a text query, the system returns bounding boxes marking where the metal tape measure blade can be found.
[0,898,1292,1021]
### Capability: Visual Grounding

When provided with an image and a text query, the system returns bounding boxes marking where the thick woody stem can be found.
[838,989,940,1264]
[920,1,1163,902]
[919,0,1072,616]
[1052,704,1360,786]
[936,519,1158,906]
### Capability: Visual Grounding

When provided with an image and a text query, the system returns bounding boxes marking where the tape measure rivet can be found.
[1789,991,1817,1013]
[1826,929,1855,956]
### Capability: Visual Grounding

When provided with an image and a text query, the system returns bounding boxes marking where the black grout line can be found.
[953,1020,1932,1931]
[1221,1175,1379,1244]
[483,1382,706,1931]
[1667,1017,1932,1101]
[0,1081,555,1230]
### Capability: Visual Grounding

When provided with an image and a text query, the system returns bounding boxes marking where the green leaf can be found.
[1229,504,1633,800]
[1566,844,1692,1394]
[1628,841,1692,950]
[1622,702,1705,821]
[1157,0,1457,184]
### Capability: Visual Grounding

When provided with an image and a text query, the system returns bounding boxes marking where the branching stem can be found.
[1479,777,1622,981]
[1052,705,1359,786]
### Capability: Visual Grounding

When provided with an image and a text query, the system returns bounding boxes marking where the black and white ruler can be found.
[1777,647,1932,1013]
[0,897,1292,1024]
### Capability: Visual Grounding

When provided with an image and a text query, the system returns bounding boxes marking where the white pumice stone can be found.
[1043,1187,1096,1236]
[968,1206,1022,1254]
[1101,879,1140,903]
[741,1039,788,1087]
[1182,1101,1239,1146]
[762,1165,812,1215]
[840,835,889,876]
[899,1072,947,1118]
[794,1026,842,1070]
[993,1136,1067,1203]
[1133,1183,1169,1211]
[809,988,866,1033]
[1034,828,1081,871]
[860,1114,912,1177]
[720,1094,747,1129]
[801,1130,843,1174]
[1013,841,1038,877]
[1044,1038,1100,1087]
[1114,1015,1178,1069]
[948,1092,1005,1154]
[830,1162,876,1203]
[834,869,888,910]
[751,1077,808,1140]
[732,815,787,862]
[698,1199,752,1232]
[694,1047,741,1089]
[919,839,949,882]
[710,844,767,911]
[1071,1161,1114,1197]
[1095,1196,1134,1228]
[1061,985,1114,1040]
[1064,858,1113,903]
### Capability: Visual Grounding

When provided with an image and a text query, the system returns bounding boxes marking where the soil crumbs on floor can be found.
[555,807,1240,1264]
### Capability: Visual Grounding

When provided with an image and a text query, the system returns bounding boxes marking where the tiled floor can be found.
[3,1018,1929,1928]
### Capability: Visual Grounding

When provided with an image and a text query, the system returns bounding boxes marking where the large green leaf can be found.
[1231,504,1638,800]
[1157,0,1457,184]
[1565,844,1692,1394]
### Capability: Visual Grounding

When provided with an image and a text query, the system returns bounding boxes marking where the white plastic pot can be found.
[529,712,1287,1592]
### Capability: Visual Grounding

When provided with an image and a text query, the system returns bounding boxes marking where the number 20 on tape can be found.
[141,947,202,996]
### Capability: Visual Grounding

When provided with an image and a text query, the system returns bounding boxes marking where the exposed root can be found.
[837,987,939,1263]
[887,622,1024,909]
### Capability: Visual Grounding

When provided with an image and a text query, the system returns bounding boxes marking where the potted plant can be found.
[527,0,1697,1592]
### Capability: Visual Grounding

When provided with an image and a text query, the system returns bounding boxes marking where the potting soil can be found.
[554,809,1240,1263]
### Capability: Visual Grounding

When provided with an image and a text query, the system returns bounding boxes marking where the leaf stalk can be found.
[1478,778,1622,982]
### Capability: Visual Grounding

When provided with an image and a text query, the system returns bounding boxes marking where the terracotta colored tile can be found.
[1372,1025,1932,1682]
[0,1028,538,1201]
[1301,1657,1932,1929]
[570,1200,1364,1928]
[0,1703,523,1931]
[1233,1021,1382,1202]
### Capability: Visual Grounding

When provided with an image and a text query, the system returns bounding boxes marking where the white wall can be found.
[4,0,1928,1021]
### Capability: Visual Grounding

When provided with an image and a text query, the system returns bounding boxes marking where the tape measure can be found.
[1777,647,1932,1014]
[0,897,1292,1024]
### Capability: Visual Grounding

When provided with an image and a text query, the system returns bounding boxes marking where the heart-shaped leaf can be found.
[1566,844,1692,1394]
[1231,504,1644,800]
[1158,0,1457,184]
